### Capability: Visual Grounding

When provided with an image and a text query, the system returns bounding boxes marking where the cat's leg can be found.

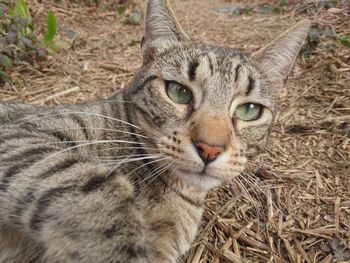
[0,161,153,263]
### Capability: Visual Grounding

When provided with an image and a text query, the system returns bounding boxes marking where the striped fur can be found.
[0,1,309,262]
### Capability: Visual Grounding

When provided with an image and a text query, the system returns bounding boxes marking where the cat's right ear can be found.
[141,0,189,62]
[251,19,310,91]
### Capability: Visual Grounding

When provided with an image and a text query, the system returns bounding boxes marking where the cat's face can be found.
[126,0,309,191]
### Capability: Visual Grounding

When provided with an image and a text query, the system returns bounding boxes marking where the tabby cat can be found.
[0,0,310,262]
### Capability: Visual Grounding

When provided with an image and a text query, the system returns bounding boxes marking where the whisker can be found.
[44,127,148,139]
[96,153,161,162]
[128,156,171,177]
[234,175,256,203]
[240,174,265,207]
[41,140,146,161]
[141,160,174,186]
[234,174,263,218]
[106,156,163,173]
[86,145,161,155]
[106,156,171,178]
[18,111,142,130]
[144,161,175,188]
[248,163,286,182]
[240,172,282,216]
[27,139,145,148]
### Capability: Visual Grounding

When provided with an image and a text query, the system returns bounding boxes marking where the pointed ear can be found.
[141,0,189,62]
[251,19,310,90]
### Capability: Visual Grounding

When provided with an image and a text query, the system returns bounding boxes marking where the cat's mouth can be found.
[174,168,223,190]
[179,168,204,177]
[178,168,214,178]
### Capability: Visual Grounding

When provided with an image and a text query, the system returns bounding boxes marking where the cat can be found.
[0,0,310,262]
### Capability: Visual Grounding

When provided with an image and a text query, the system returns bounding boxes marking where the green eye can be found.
[166,81,193,104]
[235,103,263,121]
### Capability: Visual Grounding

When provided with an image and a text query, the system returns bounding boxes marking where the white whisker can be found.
[19,111,142,130]
[41,140,145,161]
[96,153,161,162]
[106,156,170,178]
[86,145,161,154]
[122,156,171,179]
[45,127,148,139]
[248,163,286,182]
[141,160,173,186]
[28,139,145,148]
[144,161,174,188]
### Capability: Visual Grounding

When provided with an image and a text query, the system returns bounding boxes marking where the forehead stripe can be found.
[207,55,214,75]
[188,60,199,81]
[246,75,256,96]
[234,64,241,83]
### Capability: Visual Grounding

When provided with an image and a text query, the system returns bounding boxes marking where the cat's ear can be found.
[141,0,189,62]
[251,19,310,90]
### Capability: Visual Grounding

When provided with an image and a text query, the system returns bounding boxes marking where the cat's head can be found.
[125,0,310,191]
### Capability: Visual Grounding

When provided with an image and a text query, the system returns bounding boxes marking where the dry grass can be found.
[1,0,350,262]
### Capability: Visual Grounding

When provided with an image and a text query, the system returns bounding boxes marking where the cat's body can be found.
[0,0,310,262]
[0,97,204,263]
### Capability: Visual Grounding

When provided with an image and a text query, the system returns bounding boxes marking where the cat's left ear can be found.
[251,19,310,90]
[141,0,190,62]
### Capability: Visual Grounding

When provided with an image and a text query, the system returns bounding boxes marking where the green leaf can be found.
[339,36,350,48]
[116,5,126,16]
[43,10,57,45]
[7,9,15,18]
[0,69,10,82]
[14,0,31,21]
[0,54,13,68]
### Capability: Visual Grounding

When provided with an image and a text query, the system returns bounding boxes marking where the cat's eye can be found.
[166,81,193,105]
[235,103,263,121]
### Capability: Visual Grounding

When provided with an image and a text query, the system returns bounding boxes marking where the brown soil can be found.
[1,0,350,262]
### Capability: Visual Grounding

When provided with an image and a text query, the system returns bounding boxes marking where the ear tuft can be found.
[252,19,311,90]
[142,0,189,62]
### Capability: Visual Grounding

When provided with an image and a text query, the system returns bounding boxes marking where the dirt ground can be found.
[1,0,350,262]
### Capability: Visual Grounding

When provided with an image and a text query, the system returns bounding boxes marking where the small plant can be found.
[42,10,59,52]
[116,5,127,16]
[338,34,350,48]
[0,0,59,82]
[302,25,335,58]
[302,25,350,58]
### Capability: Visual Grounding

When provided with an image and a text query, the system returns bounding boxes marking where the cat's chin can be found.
[174,169,222,191]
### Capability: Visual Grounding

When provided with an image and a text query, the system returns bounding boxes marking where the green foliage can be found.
[232,6,253,16]
[303,26,335,58]
[0,0,61,82]
[338,35,350,48]
[116,5,127,16]
[14,0,31,21]
[0,54,13,68]
[302,24,349,58]
[42,10,58,51]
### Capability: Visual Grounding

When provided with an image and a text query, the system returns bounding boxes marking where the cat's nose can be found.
[193,140,224,165]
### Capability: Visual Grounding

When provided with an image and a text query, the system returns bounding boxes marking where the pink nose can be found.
[193,140,224,164]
